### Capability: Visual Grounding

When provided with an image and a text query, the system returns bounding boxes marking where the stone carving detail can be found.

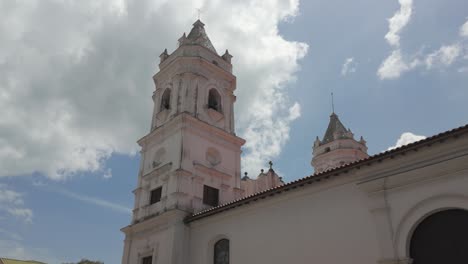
[152,148,166,168]
[206,147,221,166]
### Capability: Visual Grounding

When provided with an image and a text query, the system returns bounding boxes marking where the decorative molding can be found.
[207,108,224,123]
[142,162,173,180]
[193,161,232,180]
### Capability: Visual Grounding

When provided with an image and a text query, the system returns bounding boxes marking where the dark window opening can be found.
[160,88,171,111]
[208,89,222,112]
[214,239,229,264]
[150,187,162,205]
[142,256,152,264]
[203,185,219,207]
[325,147,331,153]
[410,209,468,264]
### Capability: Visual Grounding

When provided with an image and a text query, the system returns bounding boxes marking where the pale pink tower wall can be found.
[312,112,369,173]
[132,20,246,224]
[122,20,245,264]
[122,20,283,264]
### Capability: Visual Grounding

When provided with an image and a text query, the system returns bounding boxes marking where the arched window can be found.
[160,88,171,111]
[214,239,229,264]
[208,89,222,112]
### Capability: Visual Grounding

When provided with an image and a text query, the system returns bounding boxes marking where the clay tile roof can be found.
[184,19,217,54]
[322,113,349,144]
[185,123,468,223]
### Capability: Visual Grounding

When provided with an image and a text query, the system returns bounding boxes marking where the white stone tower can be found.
[121,20,245,264]
[312,112,369,173]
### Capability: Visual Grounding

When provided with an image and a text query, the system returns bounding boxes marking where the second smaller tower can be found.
[312,112,368,173]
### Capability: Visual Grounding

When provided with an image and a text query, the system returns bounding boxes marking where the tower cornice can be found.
[155,47,234,79]
[138,112,245,150]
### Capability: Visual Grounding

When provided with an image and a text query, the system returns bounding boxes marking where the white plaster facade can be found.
[121,20,468,264]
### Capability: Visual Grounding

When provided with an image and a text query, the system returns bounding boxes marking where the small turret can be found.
[312,112,369,173]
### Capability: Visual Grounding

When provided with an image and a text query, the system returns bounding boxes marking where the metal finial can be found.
[331,92,335,113]
[196,8,202,20]
[244,172,248,176]
[261,169,264,173]
[268,161,273,170]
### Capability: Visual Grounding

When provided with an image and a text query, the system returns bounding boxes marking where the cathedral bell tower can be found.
[121,20,245,264]
[312,112,369,173]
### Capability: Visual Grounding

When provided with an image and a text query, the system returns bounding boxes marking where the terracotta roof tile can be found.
[185,123,468,223]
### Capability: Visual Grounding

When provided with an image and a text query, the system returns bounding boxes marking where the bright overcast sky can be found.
[0,0,467,263]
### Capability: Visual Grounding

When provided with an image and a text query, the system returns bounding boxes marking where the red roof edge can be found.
[185,123,468,223]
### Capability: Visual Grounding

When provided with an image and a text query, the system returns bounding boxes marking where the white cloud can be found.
[378,7,468,80]
[460,20,468,38]
[103,168,112,179]
[388,132,426,150]
[377,50,420,79]
[341,57,357,76]
[0,228,22,241]
[50,187,131,214]
[378,0,415,80]
[425,44,462,69]
[0,184,33,223]
[0,0,308,179]
[384,0,413,47]
[241,100,303,174]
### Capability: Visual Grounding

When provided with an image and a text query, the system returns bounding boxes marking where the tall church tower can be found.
[312,112,369,173]
[121,20,245,264]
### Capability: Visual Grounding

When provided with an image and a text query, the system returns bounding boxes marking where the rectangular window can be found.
[150,187,162,205]
[142,256,152,264]
[203,185,219,207]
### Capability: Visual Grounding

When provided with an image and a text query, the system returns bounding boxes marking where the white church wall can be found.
[356,134,468,263]
[188,178,381,264]
[187,134,468,264]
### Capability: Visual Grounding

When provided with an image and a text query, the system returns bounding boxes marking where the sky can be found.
[0,0,467,263]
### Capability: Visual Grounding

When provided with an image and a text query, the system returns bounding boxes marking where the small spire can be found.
[222,49,233,63]
[314,136,321,147]
[331,92,335,114]
[268,161,273,170]
[196,8,202,20]
[178,33,187,46]
[261,169,264,173]
[159,49,169,63]
[242,171,250,180]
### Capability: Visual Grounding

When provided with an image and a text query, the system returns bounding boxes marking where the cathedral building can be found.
[121,20,468,264]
